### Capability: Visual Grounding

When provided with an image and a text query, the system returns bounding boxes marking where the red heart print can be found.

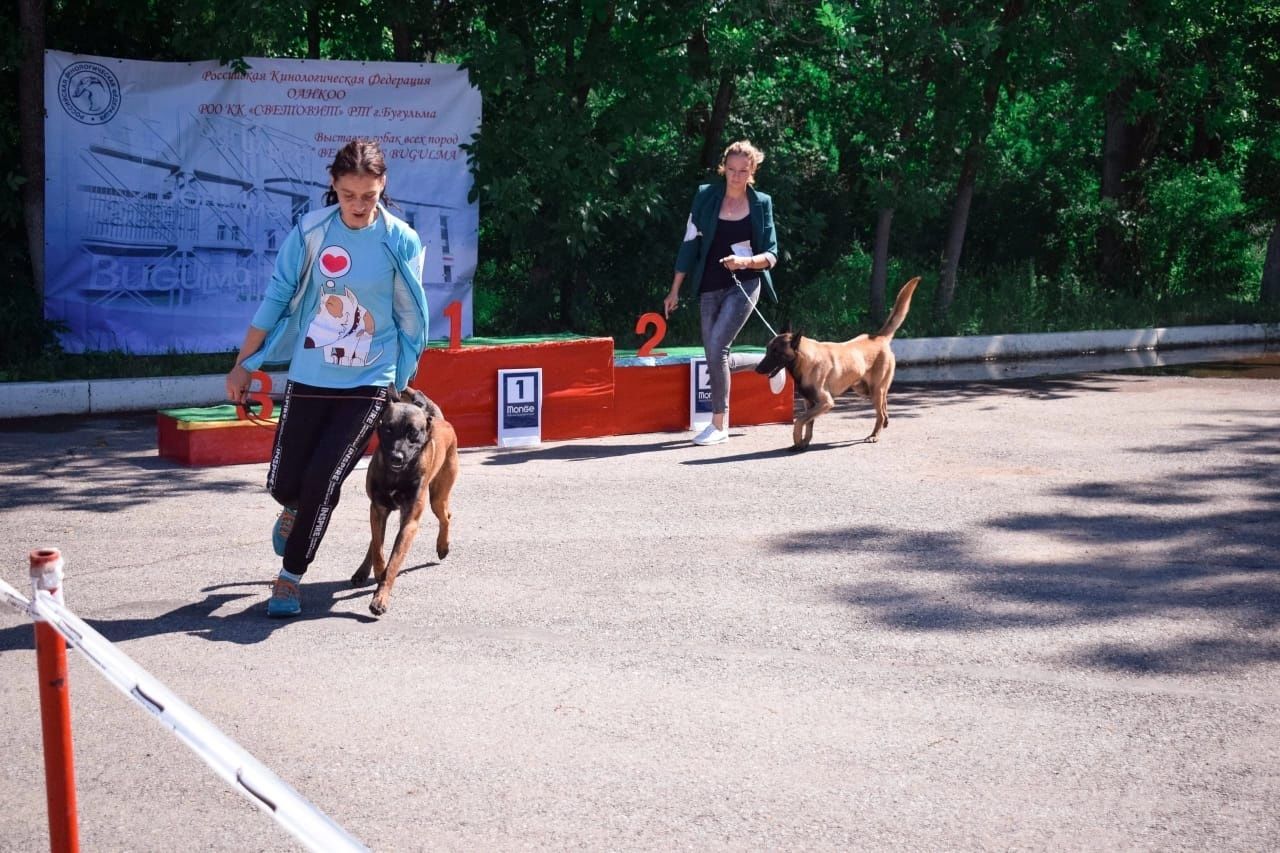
[321,252,348,274]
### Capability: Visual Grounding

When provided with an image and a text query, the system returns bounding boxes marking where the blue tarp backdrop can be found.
[44,51,480,354]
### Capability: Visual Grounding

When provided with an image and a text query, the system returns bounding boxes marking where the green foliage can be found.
[2,0,1277,380]
[1141,163,1260,298]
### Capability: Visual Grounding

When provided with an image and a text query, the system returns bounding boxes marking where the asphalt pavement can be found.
[1,366,1277,851]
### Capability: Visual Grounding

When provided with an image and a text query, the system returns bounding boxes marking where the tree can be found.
[932,0,1028,318]
[463,1,695,330]
[1244,0,1280,305]
[17,0,43,298]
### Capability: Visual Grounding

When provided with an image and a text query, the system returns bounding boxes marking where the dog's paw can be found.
[350,569,372,587]
[437,545,449,560]
[369,596,388,617]
[788,444,807,453]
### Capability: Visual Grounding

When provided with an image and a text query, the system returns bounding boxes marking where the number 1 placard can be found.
[497,368,543,448]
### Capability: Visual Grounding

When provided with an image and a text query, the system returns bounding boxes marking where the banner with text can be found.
[44,51,480,354]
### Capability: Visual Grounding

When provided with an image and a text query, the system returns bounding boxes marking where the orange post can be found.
[30,548,79,853]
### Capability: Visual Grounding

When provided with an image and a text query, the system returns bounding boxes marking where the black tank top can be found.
[700,215,754,294]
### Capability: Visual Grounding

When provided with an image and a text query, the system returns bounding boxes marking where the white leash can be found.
[731,271,778,337]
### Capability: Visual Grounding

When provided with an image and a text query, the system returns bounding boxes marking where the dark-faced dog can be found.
[351,386,459,616]
[755,276,921,450]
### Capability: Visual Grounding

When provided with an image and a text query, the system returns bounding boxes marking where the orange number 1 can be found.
[444,300,463,349]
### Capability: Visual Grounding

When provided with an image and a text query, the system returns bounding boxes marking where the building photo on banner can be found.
[43,51,481,355]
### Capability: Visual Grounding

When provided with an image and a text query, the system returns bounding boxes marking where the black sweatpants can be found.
[267,381,390,575]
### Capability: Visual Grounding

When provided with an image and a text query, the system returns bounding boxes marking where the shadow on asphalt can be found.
[482,437,690,464]
[0,458,258,512]
[770,411,1280,676]
[0,413,261,513]
[0,563,438,650]
[2,375,1275,673]
[891,373,1136,404]
[679,439,873,464]
[480,376,1129,467]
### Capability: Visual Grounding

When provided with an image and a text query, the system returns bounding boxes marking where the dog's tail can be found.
[875,276,921,339]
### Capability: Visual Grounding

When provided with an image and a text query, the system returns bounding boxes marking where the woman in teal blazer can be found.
[664,140,781,446]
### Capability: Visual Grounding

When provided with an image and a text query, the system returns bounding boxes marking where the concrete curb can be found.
[0,371,289,419]
[892,323,1278,364]
[1,323,1276,420]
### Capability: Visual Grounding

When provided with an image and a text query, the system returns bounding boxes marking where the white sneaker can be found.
[768,369,787,394]
[693,424,729,445]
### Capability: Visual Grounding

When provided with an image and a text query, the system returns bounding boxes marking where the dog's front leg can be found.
[791,406,811,450]
[369,502,424,616]
[352,502,390,587]
[793,391,834,451]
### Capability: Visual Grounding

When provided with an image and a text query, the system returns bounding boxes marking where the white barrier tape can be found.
[0,577,368,853]
[0,581,31,615]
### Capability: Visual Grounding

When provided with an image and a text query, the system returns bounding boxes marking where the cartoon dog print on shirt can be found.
[304,285,378,366]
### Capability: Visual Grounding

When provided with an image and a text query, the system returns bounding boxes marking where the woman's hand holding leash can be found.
[226,326,268,404]
[720,254,754,271]
[225,363,251,404]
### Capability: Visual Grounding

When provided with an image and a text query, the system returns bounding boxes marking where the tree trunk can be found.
[684,26,710,139]
[935,147,978,318]
[1098,79,1155,293]
[558,265,590,331]
[1262,221,1280,305]
[932,0,1023,320]
[699,73,736,172]
[870,207,894,323]
[306,4,321,59]
[18,0,45,299]
[391,21,413,61]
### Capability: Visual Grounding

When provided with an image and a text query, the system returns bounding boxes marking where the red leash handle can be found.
[236,371,274,422]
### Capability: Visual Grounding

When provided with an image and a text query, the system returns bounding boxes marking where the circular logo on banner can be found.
[57,61,122,125]
[318,246,351,279]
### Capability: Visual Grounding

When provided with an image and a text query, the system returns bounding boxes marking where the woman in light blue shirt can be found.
[225,139,428,617]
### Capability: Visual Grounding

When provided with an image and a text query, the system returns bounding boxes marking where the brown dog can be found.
[351,387,459,616]
[755,276,921,450]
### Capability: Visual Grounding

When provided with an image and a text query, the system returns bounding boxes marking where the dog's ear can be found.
[401,388,430,410]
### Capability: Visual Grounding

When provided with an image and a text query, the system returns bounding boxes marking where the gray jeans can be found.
[700,278,764,415]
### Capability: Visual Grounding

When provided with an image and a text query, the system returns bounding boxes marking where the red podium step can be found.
[157,338,792,465]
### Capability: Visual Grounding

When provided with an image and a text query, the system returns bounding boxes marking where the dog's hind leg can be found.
[352,503,390,587]
[867,385,890,442]
[430,451,458,560]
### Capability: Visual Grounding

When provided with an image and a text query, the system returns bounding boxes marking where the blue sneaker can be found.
[271,506,297,557]
[266,576,301,618]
